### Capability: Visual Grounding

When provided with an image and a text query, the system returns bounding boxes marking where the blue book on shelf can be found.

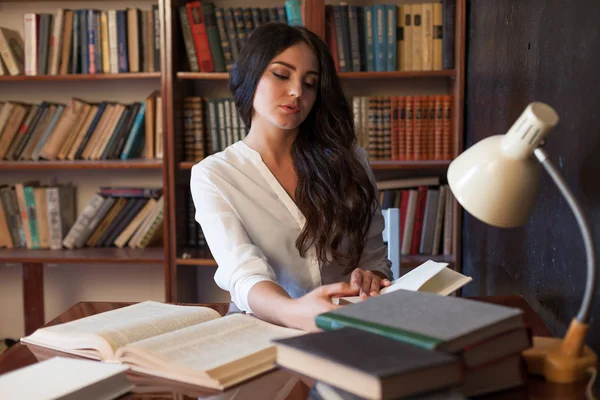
[120,103,146,159]
[116,10,129,73]
[385,4,397,71]
[363,6,374,72]
[373,4,386,72]
[285,0,302,26]
[80,10,89,74]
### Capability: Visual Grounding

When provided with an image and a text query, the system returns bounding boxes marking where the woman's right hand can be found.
[283,282,359,332]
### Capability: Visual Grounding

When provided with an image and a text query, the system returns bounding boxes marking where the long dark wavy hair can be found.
[228,23,378,274]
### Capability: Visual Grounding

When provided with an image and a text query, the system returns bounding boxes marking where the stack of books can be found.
[275,263,531,399]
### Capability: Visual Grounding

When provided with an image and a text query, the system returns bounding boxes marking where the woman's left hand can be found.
[349,269,392,299]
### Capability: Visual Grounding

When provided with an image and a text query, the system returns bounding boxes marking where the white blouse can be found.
[190,140,392,314]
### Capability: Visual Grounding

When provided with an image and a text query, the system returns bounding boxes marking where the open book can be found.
[20,301,303,391]
[335,260,472,305]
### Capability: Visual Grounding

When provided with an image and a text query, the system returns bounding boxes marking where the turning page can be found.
[21,301,222,361]
[335,261,472,304]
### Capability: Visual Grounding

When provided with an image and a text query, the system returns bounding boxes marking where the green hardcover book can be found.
[315,289,524,353]
[23,186,40,249]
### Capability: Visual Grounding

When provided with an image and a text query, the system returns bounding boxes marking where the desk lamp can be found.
[447,102,597,383]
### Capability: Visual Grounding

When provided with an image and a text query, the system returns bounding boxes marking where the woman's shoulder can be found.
[192,141,249,173]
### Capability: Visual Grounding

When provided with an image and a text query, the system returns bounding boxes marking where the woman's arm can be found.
[248,281,358,332]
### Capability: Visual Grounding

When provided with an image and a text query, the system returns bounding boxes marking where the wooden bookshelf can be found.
[0,160,163,170]
[0,73,161,82]
[164,0,467,304]
[0,247,164,264]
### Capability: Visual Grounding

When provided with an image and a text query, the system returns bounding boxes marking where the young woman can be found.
[190,23,392,334]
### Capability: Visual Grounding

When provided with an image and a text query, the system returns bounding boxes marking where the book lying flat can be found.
[20,301,303,391]
[334,261,472,305]
[275,327,462,400]
[0,357,131,400]
[317,289,524,353]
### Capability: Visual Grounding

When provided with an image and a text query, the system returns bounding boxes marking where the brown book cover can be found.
[39,98,88,160]
[442,95,453,160]
[59,11,74,75]
[404,95,413,160]
[0,103,28,159]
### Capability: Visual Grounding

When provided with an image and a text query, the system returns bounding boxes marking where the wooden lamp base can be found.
[522,318,597,383]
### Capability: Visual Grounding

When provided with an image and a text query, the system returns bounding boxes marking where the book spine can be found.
[214,8,233,71]
[62,193,105,249]
[23,187,40,249]
[116,10,129,72]
[201,2,226,72]
[46,187,63,249]
[385,5,396,71]
[347,6,360,72]
[179,6,200,73]
[442,0,455,69]
[373,5,386,72]
[24,13,38,76]
[315,313,442,350]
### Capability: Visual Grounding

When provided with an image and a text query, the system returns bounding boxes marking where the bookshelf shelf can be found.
[176,70,456,81]
[0,247,164,264]
[0,73,161,82]
[177,258,218,266]
[178,160,451,171]
[0,160,163,170]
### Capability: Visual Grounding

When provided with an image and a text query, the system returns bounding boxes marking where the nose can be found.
[289,78,303,99]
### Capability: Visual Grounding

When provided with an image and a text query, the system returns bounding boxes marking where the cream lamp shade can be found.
[447,102,559,228]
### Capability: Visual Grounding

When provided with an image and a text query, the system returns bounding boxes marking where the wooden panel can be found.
[22,263,44,335]
[462,0,600,354]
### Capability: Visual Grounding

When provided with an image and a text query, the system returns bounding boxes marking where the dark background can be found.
[462,0,600,355]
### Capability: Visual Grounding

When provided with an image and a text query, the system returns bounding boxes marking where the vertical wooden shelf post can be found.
[22,263,44,335]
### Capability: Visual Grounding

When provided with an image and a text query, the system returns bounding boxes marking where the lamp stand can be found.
[521,148,598,383]
[523,319,597,383]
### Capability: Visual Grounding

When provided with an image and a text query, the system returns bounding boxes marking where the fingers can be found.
[381,279,392,287]
[369,278,380,296]
[320,282,358,297]
[350,268,363,291]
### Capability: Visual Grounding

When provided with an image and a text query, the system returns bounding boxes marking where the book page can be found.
[419,268,473,296]
[25,302,221,358]
[117,314,303,372]
[380,260,449,294]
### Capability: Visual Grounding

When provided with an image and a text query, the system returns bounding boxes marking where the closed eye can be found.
[272,72,289,80]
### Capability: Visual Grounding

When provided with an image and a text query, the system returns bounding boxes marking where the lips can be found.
[280,104,300,113]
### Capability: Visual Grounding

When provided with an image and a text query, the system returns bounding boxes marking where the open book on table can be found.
[334,260,473,305]
[20,301,303,391]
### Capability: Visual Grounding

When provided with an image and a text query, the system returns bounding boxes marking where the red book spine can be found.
[187,2,215,72]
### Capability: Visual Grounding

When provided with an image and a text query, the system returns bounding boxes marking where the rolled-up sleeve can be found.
[355,147,393,280]
[190,164,277,313]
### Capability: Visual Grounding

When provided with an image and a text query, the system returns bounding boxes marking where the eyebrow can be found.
[271,61,319,76]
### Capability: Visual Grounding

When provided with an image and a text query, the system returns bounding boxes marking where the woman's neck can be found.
[244,122,297,166]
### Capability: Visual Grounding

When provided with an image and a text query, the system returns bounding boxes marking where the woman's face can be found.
[251,42,320,132]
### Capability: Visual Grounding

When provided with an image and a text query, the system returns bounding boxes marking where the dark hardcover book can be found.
[332,6,348,72]
[98,187,162,198]
[250,8,262,30]
[0,186,25,248]
[347,6,361,72]
[268,7,278,23]
[309,381,466,400]
[214,8,233,71]
[74,102,107,159]
[96,198,139,246]
[275,327,462,400]
[37,14,52,75]
[233,8,246,51]
[179,6,200,72]
[80,10,89,74]
[100,198,148,247]
[116,10,129,72]
[100,105,132,159]
[442,0,455,69]
[315,289,524,353]
[276,6,287,24]
[223,8,240,62]
[187,192,197,247]
[357,7,366,72]
[109,102,141,159]
[202,2,226,72]
[7,104,44,161]
[152,5,161,71]
[71,10,80,74]
[260,8,270,24]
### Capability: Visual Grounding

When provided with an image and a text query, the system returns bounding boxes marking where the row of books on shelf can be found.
[0,7,160,77]
[181,94,453,163]
[0,92,162,161]
[179,0,302,72]
[326,1,455,73]
[0,184,164,250]
[378,176,453,256]
[182,96,247,161]
[354,94,454,162]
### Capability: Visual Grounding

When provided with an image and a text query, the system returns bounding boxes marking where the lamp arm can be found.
[534,148,596,323]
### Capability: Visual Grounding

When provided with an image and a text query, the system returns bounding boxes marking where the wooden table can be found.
[0,296,594,399]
